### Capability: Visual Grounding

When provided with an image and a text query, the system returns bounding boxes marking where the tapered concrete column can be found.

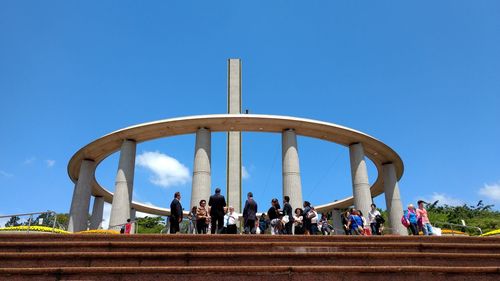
[383,163,407,235]
[227,58,242,212]
[130,208,136,234]
[331,209,345,235]
[349,143,372,222]
[282,129,303,211]
[191,128,211,209]
[68,159,95,232]
[109,139,136,230]
[89,196,104,230]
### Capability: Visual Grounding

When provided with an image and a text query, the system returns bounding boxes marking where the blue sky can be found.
[1,1,499,226]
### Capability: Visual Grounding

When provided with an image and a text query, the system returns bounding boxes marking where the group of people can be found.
[169,189,334,235]
[402,200,433,235]
[341,204,385,236]
[185,188,239,235]
[169,189,433,236]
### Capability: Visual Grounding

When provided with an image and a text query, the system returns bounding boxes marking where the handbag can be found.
[307,210,316,219]
[282,215,290,224]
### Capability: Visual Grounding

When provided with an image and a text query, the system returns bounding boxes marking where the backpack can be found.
[401,215,410,228]
[375,214,385,224]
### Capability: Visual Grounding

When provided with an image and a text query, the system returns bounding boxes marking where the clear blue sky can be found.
[1,1,499,225]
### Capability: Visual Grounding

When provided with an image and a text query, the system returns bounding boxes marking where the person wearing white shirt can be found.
[310,207,319,235]
[293,208,304,235]
[368,203,382,235]
[225,206,238,234]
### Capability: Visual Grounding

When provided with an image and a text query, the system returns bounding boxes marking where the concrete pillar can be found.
[331,209,345,235]
[383,163,407,235]
[68,159,95,232]
[191,128,212,209]
[89,196,104,230]
[282,129,303,211]
[349,143,372,222]
[109,139,136,230]
[130,208,136,234]
[227,58,242,212]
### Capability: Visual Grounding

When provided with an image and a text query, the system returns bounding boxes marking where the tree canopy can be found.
[425,200,499,234]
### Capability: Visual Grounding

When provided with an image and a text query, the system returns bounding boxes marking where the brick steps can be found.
[0,266,499,281]
[1,251,499,267]
[0,234,498,280]
[1,233,498,243]
[1,241,498,253]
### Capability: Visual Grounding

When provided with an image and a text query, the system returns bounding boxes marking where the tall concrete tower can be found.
[226,59,242,212]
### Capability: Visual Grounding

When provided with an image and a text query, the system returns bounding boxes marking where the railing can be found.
[432,221,482,236]
[161,217,192,234]
[0,211,58,233]
[108,221,139,234]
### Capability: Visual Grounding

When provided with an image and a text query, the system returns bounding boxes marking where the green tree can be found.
[55,213,70,230]
[425,200,499,235]
[5,216,21,227]
[137,216,165,234]
[33,212,70,230]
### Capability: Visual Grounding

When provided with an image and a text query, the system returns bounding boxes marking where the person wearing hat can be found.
[208,187,227,234]
[243,192,258,234]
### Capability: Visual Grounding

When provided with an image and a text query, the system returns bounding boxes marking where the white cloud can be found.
[45,160,55,168]
[422,192,464,206]
[23,157,36,165]
[136,151,190,188]
[0,170,13,178]
[242,166,250,180]
[479,182,500,202]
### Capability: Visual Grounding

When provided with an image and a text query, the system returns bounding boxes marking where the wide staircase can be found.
[0,234,498,280]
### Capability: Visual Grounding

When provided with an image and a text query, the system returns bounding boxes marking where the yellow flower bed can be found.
[0,226,69,234]
[481,229,500,237]
[76,229,120,235]
[441,229,467,235]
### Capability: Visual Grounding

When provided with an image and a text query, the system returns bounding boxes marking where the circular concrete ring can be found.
[68,114,404,215]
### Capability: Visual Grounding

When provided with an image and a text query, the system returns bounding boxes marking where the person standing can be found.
[319,214,332,235]
[302,201,313,235]
[187,206,197,234]
[268,198,281,235]
[347,208,364,235]
[282,196,294,235]
[121,218,132,234]
[406,204,419,235]
[368,204,381,235]
[293,208,304,235]
[341,211,351,235]
[169,191,183,234]
[309,206,319,235]
[416,200,433,235]
[358,210,370,235]
[196,199,209,234]
[243,192,258,234]
[225,206,238,234]
[259,213,268,234]
[208,187,227,234]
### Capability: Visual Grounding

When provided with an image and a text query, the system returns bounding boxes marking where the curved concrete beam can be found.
[68,114,404,215]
